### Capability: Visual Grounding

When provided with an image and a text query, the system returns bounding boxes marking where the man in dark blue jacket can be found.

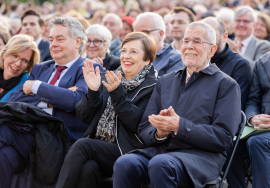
[113,22,241,188]
[203,17,252,110]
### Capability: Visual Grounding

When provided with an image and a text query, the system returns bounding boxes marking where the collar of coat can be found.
[175,63,220,77]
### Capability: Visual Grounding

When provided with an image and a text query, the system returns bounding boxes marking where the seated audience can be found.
[55,32,158,188]
[8,16,102,145]
[134,12,184,76]
[113,22,241,188]
[203,17,252,110]
[228,6,270,71]
[226,51,270,188]
[102,13,122,57]
[0,34,39,102]
[254,13,270,41]
[85,24,120,71]
[0,28,11,51]
[20,9,52,62]
[216,7,235,40]
[119,16,135,41]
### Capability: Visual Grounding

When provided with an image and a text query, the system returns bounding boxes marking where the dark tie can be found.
[49,66,67,85]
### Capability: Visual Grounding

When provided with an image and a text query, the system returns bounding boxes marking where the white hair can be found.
[134,12,166,36]
[85,24,112,53]
[234,6,257,23]
[186,21,216,45]
[193,4,207,14]
[216,7,234,26]
[102,13,123,29]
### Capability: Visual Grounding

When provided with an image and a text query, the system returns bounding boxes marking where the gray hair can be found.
[102,13,123,29]
[49,16,87,53]
[134,12,166,36]
[217,7,234,27]
[234,6,257,23]
[85,24,112,53]
[186,21,216,45]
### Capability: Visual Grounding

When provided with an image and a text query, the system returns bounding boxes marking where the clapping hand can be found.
[102,71,121,92]
[82,59,101,91]
[149,106,180,138]
[93,57,104,67]
[227,38,241,54]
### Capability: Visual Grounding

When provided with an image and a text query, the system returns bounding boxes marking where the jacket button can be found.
[187,128,191,132]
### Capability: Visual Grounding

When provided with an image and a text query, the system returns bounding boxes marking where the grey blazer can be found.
[243,35,270,71]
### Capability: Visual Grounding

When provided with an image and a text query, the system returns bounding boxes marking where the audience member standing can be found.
[169,7,195,51]
[102,13,122,57]
[9,16,102,145]
[204,17,252,110]
[134,12,184,76]
[228,6,270,71]
[21,9,52,62]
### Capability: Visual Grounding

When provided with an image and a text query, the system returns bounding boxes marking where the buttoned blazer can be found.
[243,36,270,71]
[8,57,103,144]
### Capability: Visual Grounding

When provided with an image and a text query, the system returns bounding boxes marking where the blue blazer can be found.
[8,56,103,144]
[0,72,28,102]
[38,39,52,62]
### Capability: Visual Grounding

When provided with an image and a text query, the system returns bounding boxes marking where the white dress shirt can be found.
[35,37,42,46]
[239,35,253,55]
[31,55,80,114]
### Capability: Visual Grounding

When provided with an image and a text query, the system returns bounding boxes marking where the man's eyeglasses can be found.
[235,19,253,24]
[181,39,213,47]
[119,49,144,56]
[10,53,31,65]
[141,29,160,34]
[86,40,106,47]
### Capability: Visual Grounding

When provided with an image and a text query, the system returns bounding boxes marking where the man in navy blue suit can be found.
[21,9,52,62]
[9,16,103,144]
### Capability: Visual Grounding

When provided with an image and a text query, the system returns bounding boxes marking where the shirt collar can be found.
[239,34,253,47]
[185,62,210,77]
[35,37,42,46]
[54,55,80,69]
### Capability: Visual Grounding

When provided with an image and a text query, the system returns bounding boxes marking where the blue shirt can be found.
[153,44,184,77]
[109,37,121,57]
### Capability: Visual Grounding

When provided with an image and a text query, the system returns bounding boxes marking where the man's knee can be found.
[114,154,139,173]
[81,160,100,177]
[148,154,171,173]
[246,134,269,153]
[0,146,22,171]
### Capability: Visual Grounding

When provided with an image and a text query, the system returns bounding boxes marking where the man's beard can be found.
[215,36,223,55]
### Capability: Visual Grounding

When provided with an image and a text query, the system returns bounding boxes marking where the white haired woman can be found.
[85,24,120,71]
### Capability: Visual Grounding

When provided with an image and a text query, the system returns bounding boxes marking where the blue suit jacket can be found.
[38,39,52,62]
[8,56,103,144]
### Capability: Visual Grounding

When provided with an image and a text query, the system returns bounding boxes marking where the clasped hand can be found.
[149,106,180,138]
[250,114,270,130]
[83,59,121,92]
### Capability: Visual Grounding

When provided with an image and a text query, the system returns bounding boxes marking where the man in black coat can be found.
[21,9,52,62]
[203,17,252,110]
[225,52,270,188]
[113,22,241,188]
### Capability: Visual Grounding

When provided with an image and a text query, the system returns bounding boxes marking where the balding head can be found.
[202,17,228,55]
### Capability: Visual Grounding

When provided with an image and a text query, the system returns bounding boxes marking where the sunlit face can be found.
[0,38,5,52]
[234,11,255,41]
[85,34,108,59]
[49,25,81,65]
[133,17,161,45]
[120,22,133,41]
[254,18,268,40]
[103,16,121,40]
[181,26,215,70]
[169,12,190,40]
[120,40,149,81]
[21,15,43,41]
[3,49,32,80]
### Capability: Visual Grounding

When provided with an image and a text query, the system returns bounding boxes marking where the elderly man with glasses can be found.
[228,6,270,71]
[133,12,184,76]
[113,22,241,188]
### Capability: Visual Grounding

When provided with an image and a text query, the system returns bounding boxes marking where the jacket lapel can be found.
[244,36,256,59]
[39,63,55,83]
[58,56,84,88]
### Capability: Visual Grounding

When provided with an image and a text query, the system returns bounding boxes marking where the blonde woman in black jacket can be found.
[56,32,158,188]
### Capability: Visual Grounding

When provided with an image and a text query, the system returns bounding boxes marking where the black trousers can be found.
[55,138,121,188]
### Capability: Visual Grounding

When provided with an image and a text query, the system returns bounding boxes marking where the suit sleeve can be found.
[245,61,262,119]
[110,83,155,133]
[254,42,270,61]
[34,70,88,112]
[232,59,252,110]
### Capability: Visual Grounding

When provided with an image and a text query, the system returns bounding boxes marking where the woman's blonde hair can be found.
[0,34,40,73]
